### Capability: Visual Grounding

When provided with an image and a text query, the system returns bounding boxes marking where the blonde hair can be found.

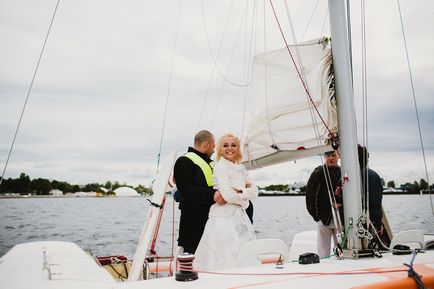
[216,133,242,163]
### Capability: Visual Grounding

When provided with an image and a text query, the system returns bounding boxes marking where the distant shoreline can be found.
[0,191,431,199]
[0,195,146,199]
[259,191,432,197]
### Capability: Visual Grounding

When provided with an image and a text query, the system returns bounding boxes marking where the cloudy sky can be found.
[0,0,433,188]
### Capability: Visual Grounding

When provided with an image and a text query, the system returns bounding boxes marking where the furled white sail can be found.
[242,38,338,169]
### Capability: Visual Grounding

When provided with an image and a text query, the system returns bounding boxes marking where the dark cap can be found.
[324,150,337,156]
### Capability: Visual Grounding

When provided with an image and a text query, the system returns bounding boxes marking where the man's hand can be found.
[332,202,342,209]
[213,190,226,205]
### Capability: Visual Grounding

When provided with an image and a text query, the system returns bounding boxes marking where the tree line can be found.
[385,179,431,194]
[1,173,431,196]
[262,178,432,194]
[0,173,152,196]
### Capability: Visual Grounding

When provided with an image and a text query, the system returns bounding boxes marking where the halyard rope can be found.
[269,0,333,136]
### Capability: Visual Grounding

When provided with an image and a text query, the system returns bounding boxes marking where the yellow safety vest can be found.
[185,152,213,187]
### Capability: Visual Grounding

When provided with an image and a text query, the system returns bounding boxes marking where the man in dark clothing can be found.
[306,150,342,257]
[174,130,225,254]
[357,145,389,247]
[364,168,383,227]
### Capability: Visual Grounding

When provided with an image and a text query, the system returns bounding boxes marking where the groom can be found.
[174,130,225,254]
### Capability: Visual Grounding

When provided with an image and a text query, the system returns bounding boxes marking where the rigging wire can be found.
[197,0,234,131]
[156,0,183,173]
[346,0,353,81]
[360,0,370,220]
[241,0,257,136]
[197,0,240,131]
[300,0,320,42]
[0,0,61,187]
[396,0,433,214]
[210,0,251,130]
[320,7,329,37]
[200,0,250,88]
[262,0,279,148]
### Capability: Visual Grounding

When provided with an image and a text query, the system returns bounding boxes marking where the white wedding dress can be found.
[194,158,258,271]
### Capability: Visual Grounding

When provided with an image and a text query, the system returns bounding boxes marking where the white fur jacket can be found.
[212,158,258,209]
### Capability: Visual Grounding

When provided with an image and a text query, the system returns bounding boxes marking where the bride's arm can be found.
[240,166,258,200]
[214,163,249,208]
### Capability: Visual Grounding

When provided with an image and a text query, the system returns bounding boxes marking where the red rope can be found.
[150,196,166,254]
[269,0,333,136]
[197,268,407,276]
[148,192,177,276]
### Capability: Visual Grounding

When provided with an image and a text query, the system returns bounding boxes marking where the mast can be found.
[328,0,363,252]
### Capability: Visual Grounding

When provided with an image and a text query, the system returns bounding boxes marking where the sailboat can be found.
[1,0,434,288]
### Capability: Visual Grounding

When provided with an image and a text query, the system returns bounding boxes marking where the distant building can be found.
[383,187,404,194]
[74,191,89,197]
[49,189,63,196]
[113,187,139,197]
[290,181,306,189]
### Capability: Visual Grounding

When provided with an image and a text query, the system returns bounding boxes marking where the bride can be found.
[194,133,258,271]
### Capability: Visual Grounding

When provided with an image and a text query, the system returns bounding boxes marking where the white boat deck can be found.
[1,239,433,289]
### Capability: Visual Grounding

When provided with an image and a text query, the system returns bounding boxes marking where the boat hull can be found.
[1,240,433,289]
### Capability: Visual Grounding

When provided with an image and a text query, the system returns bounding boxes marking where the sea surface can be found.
[1,195,433,258]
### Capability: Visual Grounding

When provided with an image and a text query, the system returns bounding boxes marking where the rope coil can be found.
[175,253,198,281]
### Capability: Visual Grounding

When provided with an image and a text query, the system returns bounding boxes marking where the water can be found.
[1,195,433,258]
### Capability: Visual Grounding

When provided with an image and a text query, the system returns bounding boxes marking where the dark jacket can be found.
[174,147,215,253]
[306,165,342,225]
[362,168,383,228]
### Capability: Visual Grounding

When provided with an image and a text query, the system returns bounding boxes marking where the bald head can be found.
[194,130,215,157]
[194,130,214,147]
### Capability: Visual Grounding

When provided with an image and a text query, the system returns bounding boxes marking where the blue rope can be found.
[403,250,428,289]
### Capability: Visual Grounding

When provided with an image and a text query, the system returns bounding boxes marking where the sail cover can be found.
[242,38,337,170]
